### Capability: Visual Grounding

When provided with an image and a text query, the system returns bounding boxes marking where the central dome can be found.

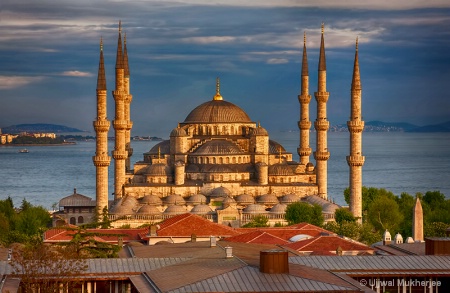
[184,78,252,123]
[184,99,252,123]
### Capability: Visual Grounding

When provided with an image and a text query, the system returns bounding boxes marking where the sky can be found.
[1,0,450,137]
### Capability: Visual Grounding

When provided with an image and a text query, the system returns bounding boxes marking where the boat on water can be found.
[19,149,29,153]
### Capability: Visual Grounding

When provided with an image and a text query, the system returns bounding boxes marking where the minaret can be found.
[93,38,111,213]
[313,24,330,199]
[347,38,365,223]
[112,21,127,200]
[297,32,312,165]
[412,197,424,242]
[123,33,133,173]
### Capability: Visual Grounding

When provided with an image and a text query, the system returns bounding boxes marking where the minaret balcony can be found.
[314,120,329,131]
[92,155,111,167]
[346,155,365,166]
[314,92,329,103]
[93,120,110,132]
[314,151,330,161]
[298,94,311,104]
[125,121,133,130]
[347,121,365,132]
[113,120,128,130]
[297,147,312,156]
[298,120,311,130]
[112,150,128,160]
[113,90,125,99]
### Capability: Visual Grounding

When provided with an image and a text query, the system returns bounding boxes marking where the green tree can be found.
[242,215,269,228]
[424,222,450,237]
[15,205,52,236]
[395,192,415,237]
[335,208,356,224]
[285,202,324,226]
[367,195,403,232]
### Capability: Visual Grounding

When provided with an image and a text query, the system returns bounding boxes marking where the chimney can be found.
[191,233,197,242]
[383,229,392,245]
[225,246,233,258]
[149,225,157,236]
[260,250,289,274]
[210,236,216,247]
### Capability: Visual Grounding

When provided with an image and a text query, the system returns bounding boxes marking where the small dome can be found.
[148,140,170,154]
[289,234,313,242]
[322,202,339,214]
[251,125,268,136]
[383,229,392,240]
[269,140,286,154]
[170,127,188,137]
[243,204,266,214]
[194,140,243,155]
[163,194,186,206]
[222,196,236,205]
[406,237,414,243]
[186,194,207,205]
[110,200,135,215]
[235,194,255,204]
[147,163,171,176]
[270,203,287,213]
[268,163,294,176]
[190,204,212,214]
[121,196,138,208]
[394,233,404,244]
[140,194,163,206]
[137,205,162,215]
[163,205,187,215]
[209,186,231,198]
[280,194,299,204]
[256,194,279,205]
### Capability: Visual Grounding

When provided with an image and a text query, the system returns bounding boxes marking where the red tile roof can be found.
[224,230,289,245]
[43,226,148,243]
[283,235,373,255]
[156,213,241,237]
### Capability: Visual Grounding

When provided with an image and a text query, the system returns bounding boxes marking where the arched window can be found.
[78,216,84,224]
[232,157,236,164]
[70,217,76,225]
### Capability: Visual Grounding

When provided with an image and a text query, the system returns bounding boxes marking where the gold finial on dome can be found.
[213,77,223,100]
[278,147,282,163]
[158,146,161,159]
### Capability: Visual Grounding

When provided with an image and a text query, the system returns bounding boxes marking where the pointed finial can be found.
[213,77,223,100]
[356,36,359,51]
[258,121,261,128]
[279,147,282,163]
[303,31,306,45]
[100,37,103,51]
[158,146,161,159]
[124,32,127,44]
[119,20,122,33]
[321,22,324,34]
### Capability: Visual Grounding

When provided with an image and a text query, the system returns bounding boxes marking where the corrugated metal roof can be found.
[290,255,450,275]
[168,266,357,293]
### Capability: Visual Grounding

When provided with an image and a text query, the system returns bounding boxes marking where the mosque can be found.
[57,23,364,228]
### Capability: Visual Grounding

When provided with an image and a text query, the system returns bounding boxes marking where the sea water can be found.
[0,132,449,209]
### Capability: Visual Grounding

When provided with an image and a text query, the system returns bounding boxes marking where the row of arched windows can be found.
[187,173,248,181]
[190,155,250,164]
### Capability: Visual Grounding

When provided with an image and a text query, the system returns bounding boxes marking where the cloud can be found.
[267,58,289,64]
[60,71,94,77]
[0,76,45,90]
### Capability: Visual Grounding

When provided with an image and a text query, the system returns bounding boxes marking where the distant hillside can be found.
[1,123,84,134]
[406,121,450,133]
[364,121,418,132]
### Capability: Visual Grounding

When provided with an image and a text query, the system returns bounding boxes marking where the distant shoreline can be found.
[0,142,76,147]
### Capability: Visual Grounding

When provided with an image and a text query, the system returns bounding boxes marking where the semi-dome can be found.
[184,99,252,123]
[269,140,287,154]
[137,205,161,215]
[194,140,243,155]
[170,127,188,137]
[268,163,294,176]
[147,163,171,176]
[139,194,162,206]
[243,204,266,214]
[251,124,268,136]
[147,140,170,155]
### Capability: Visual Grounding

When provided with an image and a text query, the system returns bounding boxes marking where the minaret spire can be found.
[298,31,312,165]
[112,21,127,200]
[347,37,365,222]
[93,37,111,213]
[123,31,133,173]
[314,23,330,199]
